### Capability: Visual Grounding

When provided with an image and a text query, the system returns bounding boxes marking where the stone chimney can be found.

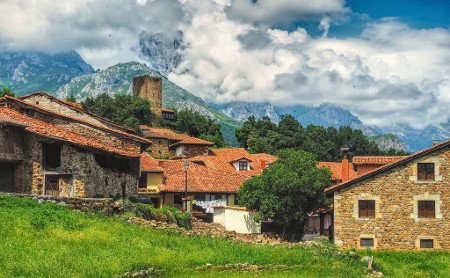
[132,75,162,117]
[341,147,350,182]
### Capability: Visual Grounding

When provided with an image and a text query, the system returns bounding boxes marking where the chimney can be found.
[132,75,163,117]
[341,147,350,182]
[260,160,267,169]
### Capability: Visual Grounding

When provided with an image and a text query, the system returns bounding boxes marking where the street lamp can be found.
[183,160,189,211]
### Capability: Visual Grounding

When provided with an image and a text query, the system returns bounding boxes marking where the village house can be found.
[0,93,151,198]
[326,140,450,250]
[138,148,277,215]
[139,126,214,159]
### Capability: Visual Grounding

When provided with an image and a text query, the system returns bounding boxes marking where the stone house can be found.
[140,126,214,159]
[325,140,450,250]
[0,94,151,198]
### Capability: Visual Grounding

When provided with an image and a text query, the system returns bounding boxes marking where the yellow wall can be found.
[146,172,163,193]
[227,194,235,206]
[164,194,175,206]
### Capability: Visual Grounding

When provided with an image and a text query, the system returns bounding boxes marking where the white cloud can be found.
[1,0,449,128]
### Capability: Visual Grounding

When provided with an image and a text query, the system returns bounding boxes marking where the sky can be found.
[1,0,449,128]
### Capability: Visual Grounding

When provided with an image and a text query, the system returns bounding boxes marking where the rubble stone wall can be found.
[333,147,450,250]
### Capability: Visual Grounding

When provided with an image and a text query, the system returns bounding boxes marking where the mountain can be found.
[55,62,241,145]
[212,101,280,123]
[137,31,185,77]
[0,51,94,94]
[368,134,408,152]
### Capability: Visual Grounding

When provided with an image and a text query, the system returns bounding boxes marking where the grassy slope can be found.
[0,196,448,278]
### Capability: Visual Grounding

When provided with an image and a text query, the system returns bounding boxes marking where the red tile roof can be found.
[158,160,250,193]
[250,153,278,164]
[0,106,139,157]
[352,156,407,165]
[140,126,213,146]
[318,161,357,181]
[1,95,151,145]
[19,92,135,133]
[325,140,450,193]
[140,152,163,172]
[161,107,175,113]
[189,148,269,176]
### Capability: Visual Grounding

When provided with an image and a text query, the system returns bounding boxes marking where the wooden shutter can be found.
[358,200,375,218]
[418,163,435,181]
[418,200,435,218]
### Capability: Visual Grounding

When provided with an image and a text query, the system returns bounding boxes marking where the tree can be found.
[0,87,14,97]
[81,93,156,129]
[238,149,332,241]
[161,109,227,147]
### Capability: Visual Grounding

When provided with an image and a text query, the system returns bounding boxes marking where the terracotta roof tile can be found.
[250,153,278,164]
[318,161,357,181]
[352,156,408,165]
[159,160,249,193]
[1,95,150,145]
[140,152,163,172]
[19,92,135,133]
[0,107,138,157]
[140,126,214,146]
[326,140,450,193]
[161,107,175,113]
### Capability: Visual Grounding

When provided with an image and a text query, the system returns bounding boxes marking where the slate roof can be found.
[0,106,139,157]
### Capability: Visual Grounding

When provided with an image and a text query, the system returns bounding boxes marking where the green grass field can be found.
[0,195,448,277]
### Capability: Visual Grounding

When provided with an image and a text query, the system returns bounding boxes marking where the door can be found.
[45,175,60,196]
[0,162,15,192]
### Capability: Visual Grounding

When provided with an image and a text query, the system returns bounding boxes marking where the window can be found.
[420,239,434,249]
[174,194,182,206]
[358,200,375,218]
[418,200,435,218]
[42,143,61,170]
[239,161,248,171]
[360,238,374,248]
[138,174,147,188]
[418,163,435,181]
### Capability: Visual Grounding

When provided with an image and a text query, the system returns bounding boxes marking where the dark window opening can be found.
[42,143,61,170]
[359,200,375,218]
[94,154,133,172]
[139,174,147,188]
[418,163,435,181]
[0,162,15,193]
[360,238,374,248]
[239,161,248,171]
[45,175,60,196]
[174,194,182,206]
[418,200,435,218]
[122,183,127,199]
[420,239,434,249]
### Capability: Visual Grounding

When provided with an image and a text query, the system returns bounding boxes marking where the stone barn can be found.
[0,94,151,198]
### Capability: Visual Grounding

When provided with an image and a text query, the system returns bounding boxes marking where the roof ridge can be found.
[326,140,450,193]
[2,95,151,145]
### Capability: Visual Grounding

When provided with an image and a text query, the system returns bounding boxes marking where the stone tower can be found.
[132,75,162,117]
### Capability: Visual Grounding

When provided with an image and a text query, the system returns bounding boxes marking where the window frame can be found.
[418,200,436,218]
[358,200,376,218]
[417,163,435,181]
[238,160,249,171]
[419,239,434,249]
[360,238,375,248]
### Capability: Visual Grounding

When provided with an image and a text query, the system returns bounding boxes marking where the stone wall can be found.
[333,148,450,250]
[132,76,162,117]
[174,144,210,158]
[22,94,130,132]
[148,138,170,158]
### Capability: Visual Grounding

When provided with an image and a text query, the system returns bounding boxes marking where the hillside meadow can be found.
[0,195,448,277]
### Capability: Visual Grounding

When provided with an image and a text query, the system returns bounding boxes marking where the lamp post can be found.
[183,160,189,212]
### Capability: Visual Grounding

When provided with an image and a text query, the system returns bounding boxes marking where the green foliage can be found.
[236,115,398,161]
[65,93,77,103]
[0,196,447,277]
[122,199,192,229]
[238,149,332,241]
[81,93,156,129]
[0,87,14,97]
[161,109,228,147]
